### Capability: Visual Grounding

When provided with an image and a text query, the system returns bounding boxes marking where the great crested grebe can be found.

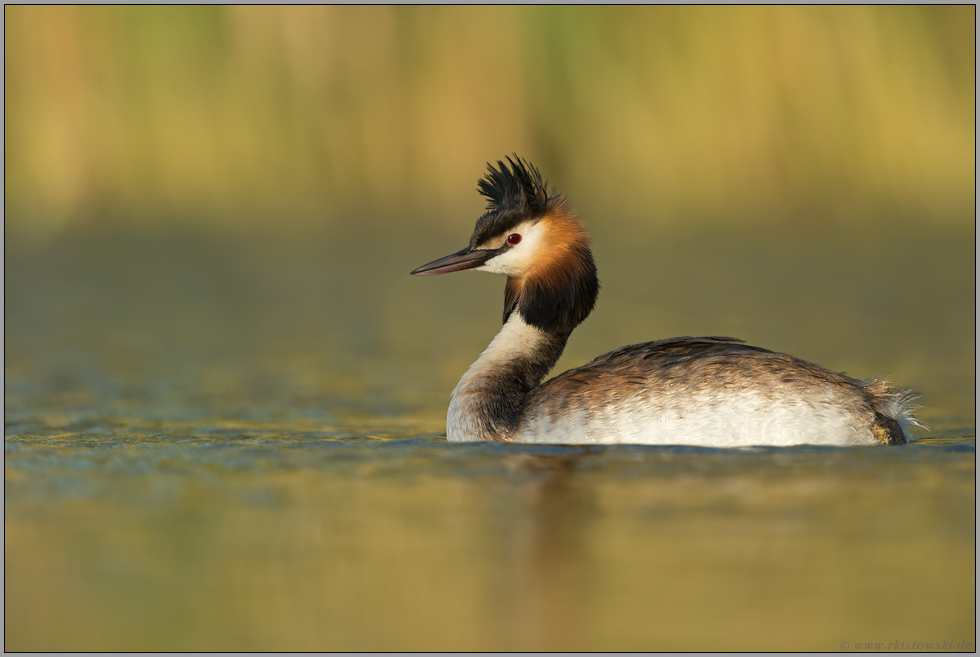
[411,156,920,446]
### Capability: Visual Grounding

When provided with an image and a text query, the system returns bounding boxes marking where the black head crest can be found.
[471,155,555,246]
[478,155,548,212]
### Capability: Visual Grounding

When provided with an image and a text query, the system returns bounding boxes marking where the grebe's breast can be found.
[516,337,913,447]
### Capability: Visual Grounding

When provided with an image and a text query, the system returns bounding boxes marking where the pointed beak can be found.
[410,246,495,276]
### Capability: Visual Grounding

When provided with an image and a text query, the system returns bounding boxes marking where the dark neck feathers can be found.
[472,327,568,440]
[503,241,599,335]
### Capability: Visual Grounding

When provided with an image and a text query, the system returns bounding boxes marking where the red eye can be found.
[507,233,522,245]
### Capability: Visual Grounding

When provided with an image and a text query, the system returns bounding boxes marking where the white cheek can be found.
[476,222,545,277]
[477,254,523,276]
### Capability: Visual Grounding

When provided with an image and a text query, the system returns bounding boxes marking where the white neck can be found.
[447,314,562,442]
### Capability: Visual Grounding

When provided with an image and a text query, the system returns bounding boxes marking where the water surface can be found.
[5,224,975,650]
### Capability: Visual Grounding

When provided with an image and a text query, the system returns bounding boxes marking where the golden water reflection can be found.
[5,438,974,651]
[4,223,975,650]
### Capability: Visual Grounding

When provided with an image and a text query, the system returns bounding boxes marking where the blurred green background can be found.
[4,6,976,652]
[4,5,975,237]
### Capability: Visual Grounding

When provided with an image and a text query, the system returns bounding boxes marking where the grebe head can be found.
[411,155,599,335]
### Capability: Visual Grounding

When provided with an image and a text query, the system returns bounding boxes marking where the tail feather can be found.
[862,378,924,443]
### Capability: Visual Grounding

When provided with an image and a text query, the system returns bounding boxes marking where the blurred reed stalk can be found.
[4,6,975,238]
